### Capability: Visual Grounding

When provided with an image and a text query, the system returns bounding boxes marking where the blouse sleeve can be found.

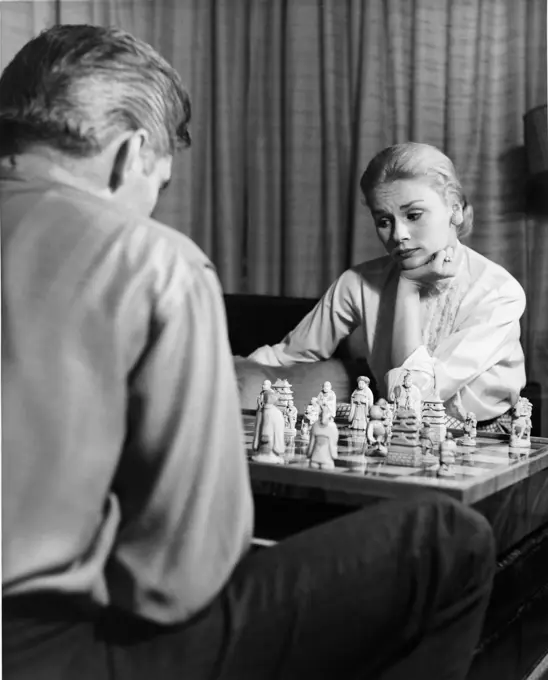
[248,270,361,366]
[385,277,526,421]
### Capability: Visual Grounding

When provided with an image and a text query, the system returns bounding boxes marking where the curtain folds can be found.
[1,0,547,429]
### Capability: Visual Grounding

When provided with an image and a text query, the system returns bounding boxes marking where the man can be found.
[2,24,495,680]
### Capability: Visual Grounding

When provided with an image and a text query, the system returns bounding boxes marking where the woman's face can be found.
[368,179,458,270]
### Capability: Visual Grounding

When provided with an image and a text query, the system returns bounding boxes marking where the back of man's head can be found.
[0,24,191,159]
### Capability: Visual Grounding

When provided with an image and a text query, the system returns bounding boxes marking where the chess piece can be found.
[421,397,447,449]
[348,376,374,430]
[419,423,439,466]
[300,397,320,439]
[459,412,477,447]
[252,390,285,464]
[376,397,388,411]
[271,378,294,414]
[366,405,388,456]
[386,407,425,467]
[308,405,339,470]
[386,408,438,467]
[284,399,298,435]
[378,399,395,444]
[256,379,272,411]
[437,462,455,478]
[419,423,434,455]
[440,433,456,465]
[391,371,422,419]
[317,381,337,419]
[509,397,532,450]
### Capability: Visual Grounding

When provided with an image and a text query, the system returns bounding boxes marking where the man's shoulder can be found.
[134,213,212,272]
[61,185,214,286]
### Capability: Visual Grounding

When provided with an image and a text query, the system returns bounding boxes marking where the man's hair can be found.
[0,24,191,158]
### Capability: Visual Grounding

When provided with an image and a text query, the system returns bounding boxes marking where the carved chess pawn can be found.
[366,405,387,456]
[308,406,339,470]
[440,433,457,465]
[458,412,477,447]
[284,399,298,435]
[419,423,439,465]
[437,462,455,478]
[378,399,395,444]
[419,423,434,455]
[300,397,320,439]
[317,381,337,419]
[509,397,532,450]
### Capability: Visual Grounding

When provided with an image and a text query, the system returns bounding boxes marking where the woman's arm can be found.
[386,277,526,421]
[391,277,423,366]
[248,269,361,366]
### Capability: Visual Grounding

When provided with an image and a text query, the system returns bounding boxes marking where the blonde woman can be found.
[250,142,526,430]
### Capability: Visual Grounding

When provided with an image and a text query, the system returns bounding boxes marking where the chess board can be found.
[243,411,548,505]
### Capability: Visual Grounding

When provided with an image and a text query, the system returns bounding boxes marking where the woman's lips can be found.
[393,248,419,260]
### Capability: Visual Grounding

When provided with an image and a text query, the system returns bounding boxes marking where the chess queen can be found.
[248,142,525,432]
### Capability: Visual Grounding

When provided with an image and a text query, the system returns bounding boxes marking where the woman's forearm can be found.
[391,277,423,367]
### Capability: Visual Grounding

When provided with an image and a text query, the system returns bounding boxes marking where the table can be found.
[244,411,548,680]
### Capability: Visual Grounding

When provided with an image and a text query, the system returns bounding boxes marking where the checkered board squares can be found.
[335,403,352,422]
[243,414,548,504]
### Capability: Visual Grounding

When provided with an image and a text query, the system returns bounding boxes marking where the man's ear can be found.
[108,130,148,192]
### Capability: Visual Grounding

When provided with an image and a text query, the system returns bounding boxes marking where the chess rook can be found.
[386,409,424,467]
[421,398,447,449]
[271,379,294,412]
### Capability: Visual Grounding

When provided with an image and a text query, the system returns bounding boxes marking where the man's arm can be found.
[107,260,253,625]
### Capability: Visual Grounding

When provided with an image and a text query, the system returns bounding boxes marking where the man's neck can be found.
[0,149,112,200]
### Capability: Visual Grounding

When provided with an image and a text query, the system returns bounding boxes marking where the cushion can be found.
[233,356,376,412]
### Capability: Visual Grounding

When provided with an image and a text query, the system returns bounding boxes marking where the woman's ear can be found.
[451,203,464,227]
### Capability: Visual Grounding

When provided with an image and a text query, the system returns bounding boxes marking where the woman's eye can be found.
[407,212,422,222]
[377,218,392,229]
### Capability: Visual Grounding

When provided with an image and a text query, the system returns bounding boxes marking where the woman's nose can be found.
[392,218,410,243]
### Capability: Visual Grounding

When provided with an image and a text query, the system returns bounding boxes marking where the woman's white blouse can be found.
[248,243,526,422]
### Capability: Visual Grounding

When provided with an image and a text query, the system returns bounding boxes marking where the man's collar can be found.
[0,153,112,203]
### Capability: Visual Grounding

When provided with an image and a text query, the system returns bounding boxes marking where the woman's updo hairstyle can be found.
[359,142,473,238]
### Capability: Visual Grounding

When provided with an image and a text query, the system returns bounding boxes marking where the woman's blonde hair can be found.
[360,142,473,238]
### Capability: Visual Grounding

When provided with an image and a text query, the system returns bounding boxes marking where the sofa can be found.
[225,293,548,680]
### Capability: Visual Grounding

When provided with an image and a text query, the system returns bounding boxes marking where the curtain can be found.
[1,0,547,429]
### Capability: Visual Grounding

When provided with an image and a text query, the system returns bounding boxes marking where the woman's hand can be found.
[400,247,458,286]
